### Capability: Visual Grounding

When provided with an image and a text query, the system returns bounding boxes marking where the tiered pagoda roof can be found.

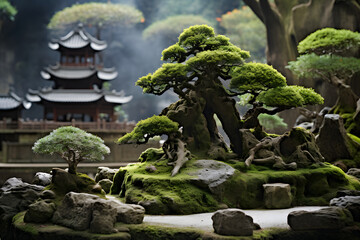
[0,92,31,111]
[27,88,132,105]
[48,24,107,51]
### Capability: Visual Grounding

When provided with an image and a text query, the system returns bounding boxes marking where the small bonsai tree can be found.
[118,115,190,176]
[288,28,360,114]
[33,126,110,174]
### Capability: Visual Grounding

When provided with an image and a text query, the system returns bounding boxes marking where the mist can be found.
[0,0,242,121]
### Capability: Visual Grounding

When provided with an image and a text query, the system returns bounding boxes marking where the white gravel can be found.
[143,206,326,231]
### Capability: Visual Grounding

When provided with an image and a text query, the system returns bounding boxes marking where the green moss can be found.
[13,212,39,236]
[138,148,164,162]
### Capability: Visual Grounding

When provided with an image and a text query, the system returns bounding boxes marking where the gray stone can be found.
[109,200,145,224]
[95,167,118,182]
[347,168,360,179]
[145,165,157,173]
[32,172,52,186]
[98,179,113,193]
[330,196,360,221]
[288,207,353,230]
[336,189,360,197]
[263,183,292,209]
[90,200,117,234]
[316,114,357,162]
[212,209,254,236]
[40,190,56,200]
[52,192,100,231]
[24,200,56,223]
[188,160,235,196]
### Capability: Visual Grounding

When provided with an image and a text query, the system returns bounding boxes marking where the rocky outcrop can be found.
[98,179,113,193]
[95,167,118,182]
[212,209,255,236]
[263,183,292,209]
[347,168,360,179]
[330,196,360,222]
[24,200,56,223]
[32,172,52,186]
[316,114,358,162]
[188,160,235,196]
[288,207,354,231]
[0,177,44,239]
[51,192,144,234]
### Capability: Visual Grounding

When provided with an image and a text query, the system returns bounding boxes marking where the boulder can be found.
[40,190,56,200]
[288,207,353,230]
[330,196,360,221]
[95,167,118,182]
[32,172,52,186]
[0,178,44,239]
[98,179,113,193]
[188,160,235,196]
[212,209,254,236]
[336,190,360,197]
[316,114,357,162]
[347,168,360,179]
[24,200,56,223]
[52,192,100,231]
[263,183,292,209]
[109,200,145,224]
[90,200,117,234]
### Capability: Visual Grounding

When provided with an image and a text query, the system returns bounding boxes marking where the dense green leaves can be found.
[48,2,143,30]
[136,63,188,95]
[288,53,360,80]
[258,86,323,107]
[298,28,360,55]
[230,63,286,92]
[33,126,110,162]
[118,115,179,144]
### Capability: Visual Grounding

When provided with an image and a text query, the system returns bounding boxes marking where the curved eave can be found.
[104,95,133,104]
[40,70,51,80]
[97,70,118,81]
[48,42,59,50]
[45,68,97,80]
[26,93,41,103]
[90,42,107,51]
[23,101,32,109]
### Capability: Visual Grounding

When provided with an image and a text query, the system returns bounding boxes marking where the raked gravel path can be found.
[143,206,326,231]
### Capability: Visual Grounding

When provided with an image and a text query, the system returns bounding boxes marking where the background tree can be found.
[243,0,360,83]
[118,115,190,176]
[219,6,266,62]
[33,126,110,174]
[288,28,360,114]
[136,25,323,158]
[143,15,213,46]
[47,2,144,39]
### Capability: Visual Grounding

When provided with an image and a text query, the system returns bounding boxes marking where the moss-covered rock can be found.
[111,157,360,214]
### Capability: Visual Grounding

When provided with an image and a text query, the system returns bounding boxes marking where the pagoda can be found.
[0,91,31,121]
[27,24,132,122]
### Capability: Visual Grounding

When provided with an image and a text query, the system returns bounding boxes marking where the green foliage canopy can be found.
[297,28,360,55]
[118,115,179,144]
[143,15,212,44]
[33,126,110,174]
[48,2,143,31]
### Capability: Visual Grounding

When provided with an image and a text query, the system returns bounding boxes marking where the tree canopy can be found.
[118,115,179,144]
[33,126,110,174]
[48,2,143,38]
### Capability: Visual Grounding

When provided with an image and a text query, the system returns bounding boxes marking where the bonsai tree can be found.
[288,28,360,114]
[118,115,190,176]
[33,126,110,174]
[48,2,143,39]
[137,25,323,158]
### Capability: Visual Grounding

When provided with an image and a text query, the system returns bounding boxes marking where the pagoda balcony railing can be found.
[0,118,136,132]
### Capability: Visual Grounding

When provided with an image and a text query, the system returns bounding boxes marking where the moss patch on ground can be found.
[111,157,360,214]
